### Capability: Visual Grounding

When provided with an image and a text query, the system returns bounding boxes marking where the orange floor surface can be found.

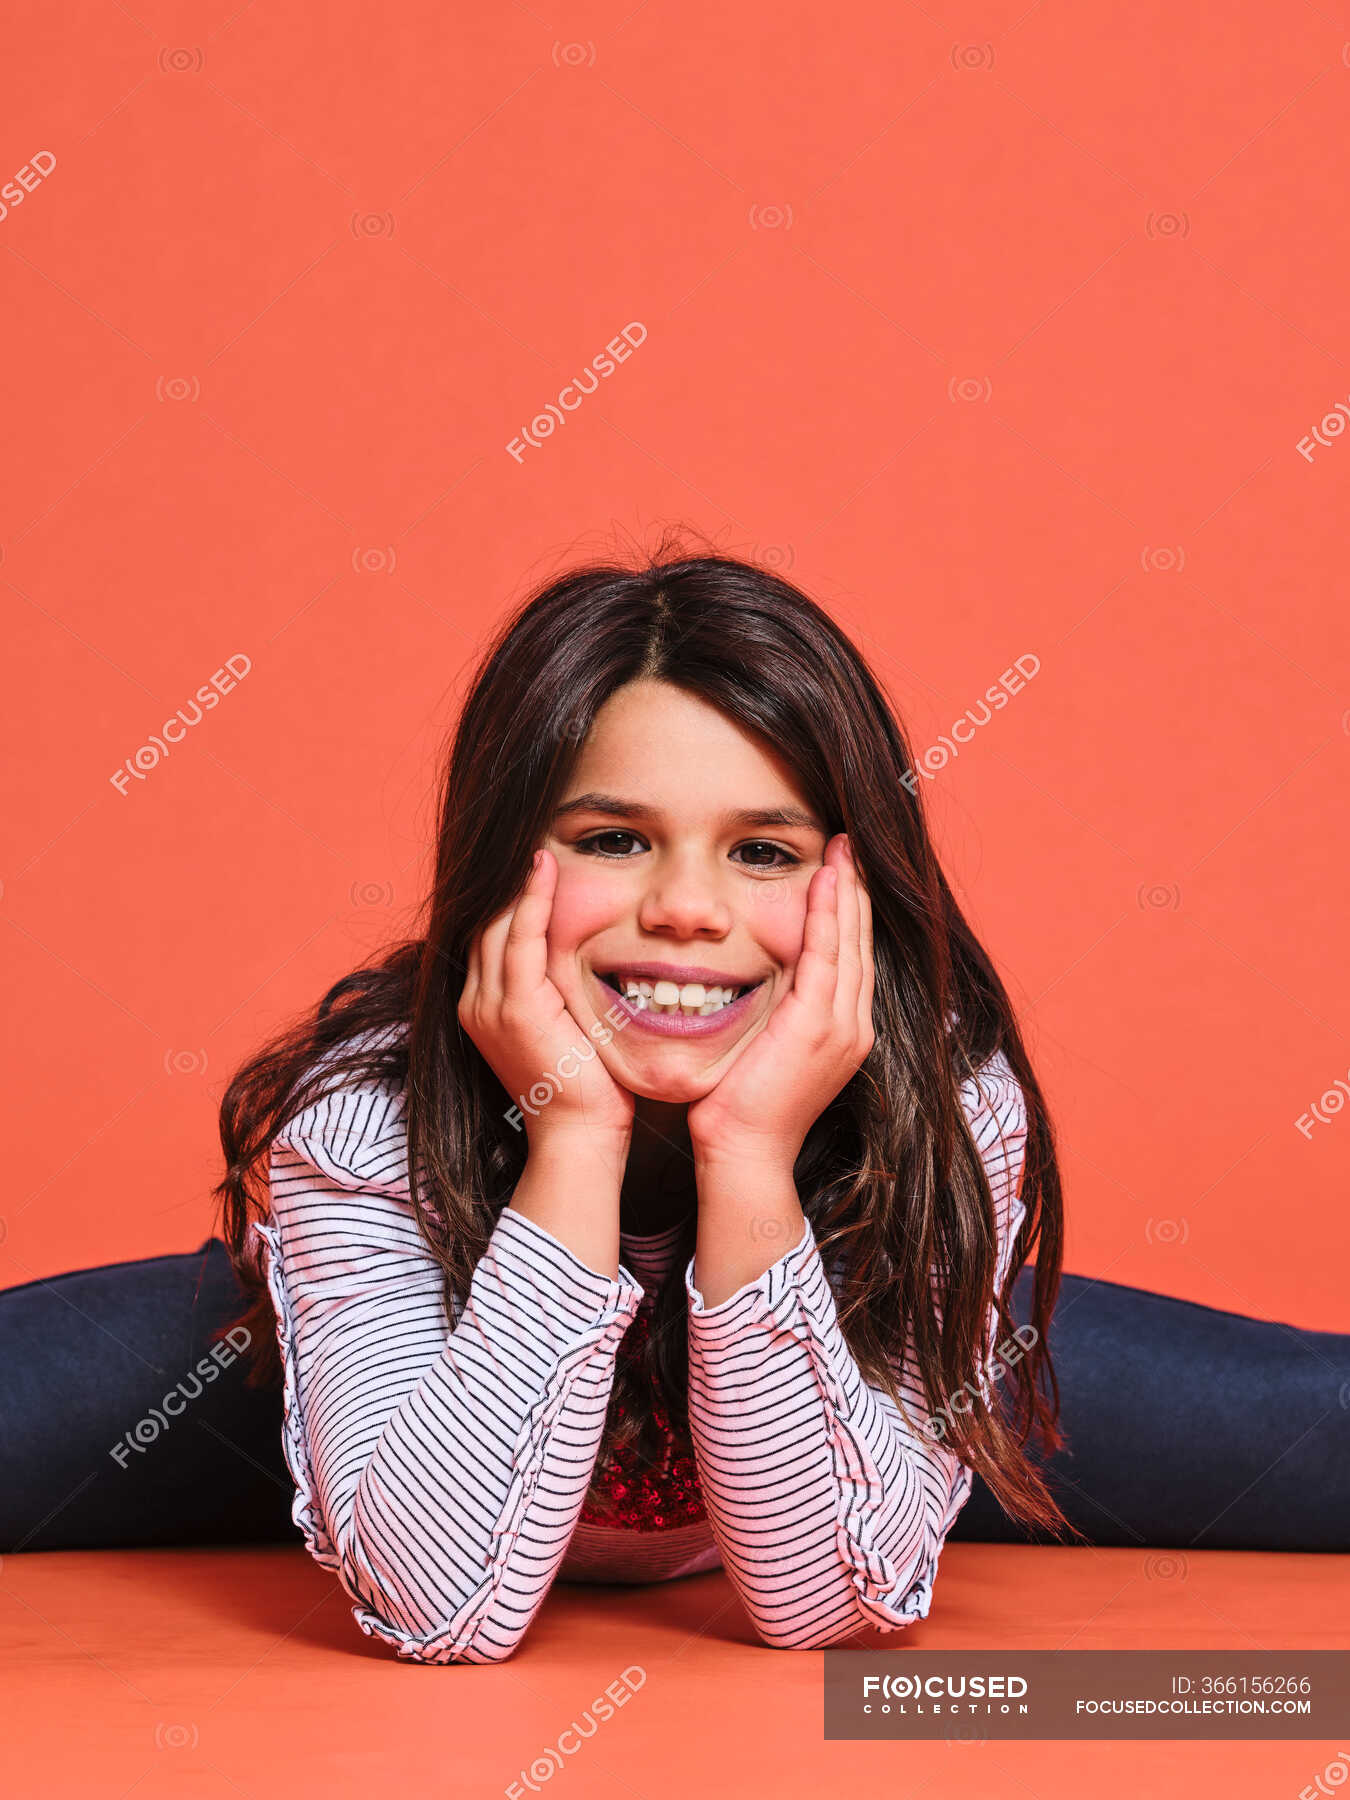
[5,1542,1348,1798]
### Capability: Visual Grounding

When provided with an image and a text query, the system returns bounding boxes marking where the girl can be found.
[3,551,1347,1664]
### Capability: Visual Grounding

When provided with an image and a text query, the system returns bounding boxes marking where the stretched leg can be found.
[947,1265,1350,1551]
[0,1236,297,1551]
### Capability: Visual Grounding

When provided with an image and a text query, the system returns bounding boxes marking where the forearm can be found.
[680,1052,1031,1649]
[683,1214,954,1648]
[690,1147,804,1309]
[341,1132,632,1657]
[261,1138,642,1665]
[507,1125,630,1279]
[339,1205,641,1659]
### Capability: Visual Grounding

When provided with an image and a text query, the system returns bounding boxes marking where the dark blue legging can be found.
[2,1237,1347,1553]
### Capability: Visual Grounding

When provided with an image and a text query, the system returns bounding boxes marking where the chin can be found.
[614,1054,722,1106]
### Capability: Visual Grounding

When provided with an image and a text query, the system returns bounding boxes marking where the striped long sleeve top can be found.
[253,1040,1029,1664]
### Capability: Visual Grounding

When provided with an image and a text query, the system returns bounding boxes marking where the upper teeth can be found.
[615,977,743,1016]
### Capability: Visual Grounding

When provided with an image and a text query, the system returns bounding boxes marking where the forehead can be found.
[565,680,814,814]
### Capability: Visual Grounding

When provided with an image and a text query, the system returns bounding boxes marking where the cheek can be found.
[745,885,810,972]
[546,868,624,953]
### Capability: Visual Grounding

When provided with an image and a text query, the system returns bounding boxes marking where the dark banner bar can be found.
[823,1650,1350,1739]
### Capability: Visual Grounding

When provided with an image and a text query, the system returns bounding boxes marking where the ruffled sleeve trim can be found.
[251,1215,340,1571]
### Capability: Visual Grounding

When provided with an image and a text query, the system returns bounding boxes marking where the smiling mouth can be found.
[596,971,761,1018]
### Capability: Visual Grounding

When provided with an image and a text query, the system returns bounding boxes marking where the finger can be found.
[792,862,840,1016]
[502,847,555,1000]
[459,922,482,1018]
[475,849,541,1008]
[475,896,518,1011]
[856,861,875,1043]
[832,837,862,1023]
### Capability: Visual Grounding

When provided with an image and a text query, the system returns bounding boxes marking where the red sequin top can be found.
[578,1295,707,1531]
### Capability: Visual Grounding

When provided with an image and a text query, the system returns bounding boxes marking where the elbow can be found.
[850,1552,941,1635]
[728,1525,945,1651]
[745,1611,886,1653]
[345,1581,527,1666]
[748,1598,925,1652]
[739,1588,901,1653]
[365,1617,522,1666]
[334,1538,529,1667]
[749,1599,915,1651]
[818,1531,945,1643]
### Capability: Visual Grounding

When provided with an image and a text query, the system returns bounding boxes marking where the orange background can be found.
[4,6,1350,1336]
[5,9,1350,1798]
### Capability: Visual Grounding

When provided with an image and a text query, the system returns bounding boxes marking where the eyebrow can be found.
[553,791,825,832]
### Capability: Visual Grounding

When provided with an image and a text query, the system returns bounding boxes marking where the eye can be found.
[574,829,647,859]
[731,839,801,870]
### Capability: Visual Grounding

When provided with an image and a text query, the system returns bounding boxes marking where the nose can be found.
[636,848,734,940]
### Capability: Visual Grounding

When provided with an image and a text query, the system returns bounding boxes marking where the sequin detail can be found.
[579,1299,706,1531]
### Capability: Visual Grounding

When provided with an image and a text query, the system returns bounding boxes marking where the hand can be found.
[457,848,636,1148]
[685,833,874,1170]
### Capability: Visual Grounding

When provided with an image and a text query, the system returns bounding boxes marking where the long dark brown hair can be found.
[215,542,1075,1538]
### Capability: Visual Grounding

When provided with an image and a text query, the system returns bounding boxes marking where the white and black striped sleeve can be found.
[681,1050,1030,1650]
[253,1080,644,1664]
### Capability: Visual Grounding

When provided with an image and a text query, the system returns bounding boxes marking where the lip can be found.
[597,976,762,1038]
[586,964,766,1036]
[593,960,766,989]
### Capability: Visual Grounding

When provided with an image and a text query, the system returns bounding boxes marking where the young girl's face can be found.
[541,678,830,1105]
